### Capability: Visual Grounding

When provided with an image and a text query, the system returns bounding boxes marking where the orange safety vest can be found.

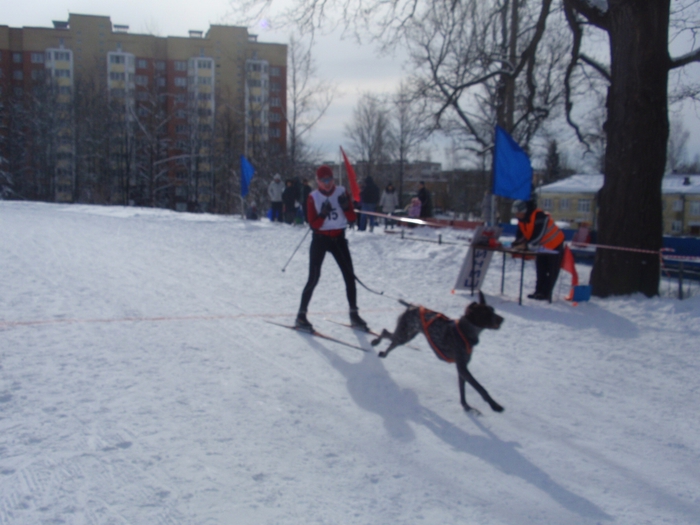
[518,208,564,250]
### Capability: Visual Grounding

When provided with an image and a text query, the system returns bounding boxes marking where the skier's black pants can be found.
[535,243,564,299]
[299,232,357,313]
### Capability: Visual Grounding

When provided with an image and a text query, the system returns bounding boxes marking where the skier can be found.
[295,165,368,332]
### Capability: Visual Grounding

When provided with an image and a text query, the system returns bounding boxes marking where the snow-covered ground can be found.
[1,201,698,525]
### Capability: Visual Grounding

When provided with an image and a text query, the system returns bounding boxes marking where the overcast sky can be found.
[5,0,700,171]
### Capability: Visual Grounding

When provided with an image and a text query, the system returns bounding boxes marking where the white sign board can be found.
[454,225,503,292]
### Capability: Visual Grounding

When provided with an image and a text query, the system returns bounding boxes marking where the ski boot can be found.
[295,312,313,332]
[349,309,369,332]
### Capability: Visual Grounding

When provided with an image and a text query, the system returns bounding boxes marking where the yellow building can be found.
[0,13,287,208]
[536,174,700,236]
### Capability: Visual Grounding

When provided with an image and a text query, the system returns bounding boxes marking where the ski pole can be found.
[281,227,312,272]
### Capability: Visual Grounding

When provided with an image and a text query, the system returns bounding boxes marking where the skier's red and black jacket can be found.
[306,186,357,238]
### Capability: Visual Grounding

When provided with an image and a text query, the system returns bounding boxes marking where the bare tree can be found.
[286,34,337,176]
[563,0,700,297]
[345,92,394,180]
[392,81,430,206]
[667,116,689,173]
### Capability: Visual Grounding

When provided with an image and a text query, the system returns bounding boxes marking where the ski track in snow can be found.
[0,201,699,525]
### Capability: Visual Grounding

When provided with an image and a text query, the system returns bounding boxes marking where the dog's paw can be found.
[377,351,387,358]
[491,403,504,413]
[370,338,381,346]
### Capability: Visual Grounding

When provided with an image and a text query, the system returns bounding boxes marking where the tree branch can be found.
[670,47,700,70]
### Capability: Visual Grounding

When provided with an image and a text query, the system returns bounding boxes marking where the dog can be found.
[371,291,504,414]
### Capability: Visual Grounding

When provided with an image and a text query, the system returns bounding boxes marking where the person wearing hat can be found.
[511,199,565,301]
[417,181,432,218]
[295,165,368,332]
[268,173,285,222]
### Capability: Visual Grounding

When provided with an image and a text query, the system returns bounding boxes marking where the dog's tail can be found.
[399,299,414,308]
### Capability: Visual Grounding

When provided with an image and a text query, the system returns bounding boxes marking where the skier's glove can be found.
[337,192,351,211]
[319,200,333,219]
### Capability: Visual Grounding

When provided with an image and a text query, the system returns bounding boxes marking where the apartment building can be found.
[0,13,287,209]
[537,174,700,236]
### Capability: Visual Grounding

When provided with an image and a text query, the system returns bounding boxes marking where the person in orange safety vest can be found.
[511,199,565,301]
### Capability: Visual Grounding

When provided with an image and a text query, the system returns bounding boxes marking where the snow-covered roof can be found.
[538,174,700,195]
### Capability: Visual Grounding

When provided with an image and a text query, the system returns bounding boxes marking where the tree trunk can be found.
[590,0,670,297]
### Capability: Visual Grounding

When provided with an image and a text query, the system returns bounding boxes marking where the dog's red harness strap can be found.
[453,322,473,358]
[419,306,471,363]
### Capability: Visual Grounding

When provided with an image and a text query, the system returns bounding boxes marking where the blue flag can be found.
[493,125,532,200]
[240,155,255,197]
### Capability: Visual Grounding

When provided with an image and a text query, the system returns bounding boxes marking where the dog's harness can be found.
[419,306,473,363]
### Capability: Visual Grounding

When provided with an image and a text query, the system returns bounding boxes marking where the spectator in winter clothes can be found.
[295,165,368,333]
[379,182,399,229]
[511,199,565,302]
[417,181,432,218]
[300,178,312,223]
[268,174,285,222]
[282,179,297,224]
[359,175,380,232]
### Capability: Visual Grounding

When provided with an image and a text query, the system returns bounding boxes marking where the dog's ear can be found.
[466,302,477,314]
[479,290,486,305]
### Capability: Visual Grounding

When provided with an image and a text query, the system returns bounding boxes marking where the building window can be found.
[59,86,71,94]
[197,60,212,69]
[157,77,166,87]
[198,77,212,85]
[672,199,683,212]
[110,55,125,64]
[136,59,147,69]
[155,61,166,71]
[13,70,24,80]
[560,198,570,211]
[671,220,683,233]
[174,61,187,71]
[269,128,281,138]
[31,70,44,81]
[135,91,149,101]
[31,53,44,64]
[13,53,22,63]
[270,81,281,92]
[691,201,700,216]
[197,92,211,100]
[542,198,553,211]
[174,77,187,87]
[175,94,186,103]
[270,66,280,76]
[248,79,261,87]
[577,199,591,213]
[54,51,70,61]
[110,72,125,81]
[135,75,148,86]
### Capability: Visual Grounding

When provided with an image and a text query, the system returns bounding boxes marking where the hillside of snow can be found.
[1,201,699,525]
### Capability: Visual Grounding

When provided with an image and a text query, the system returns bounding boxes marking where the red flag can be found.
[340,146,361,203]
[561,244,579,300]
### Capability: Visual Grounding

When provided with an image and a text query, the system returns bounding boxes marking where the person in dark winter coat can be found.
[417,181,432,218]
[282,179,297,224]
[295,165,368,333]
[359,176,380,231]
[511,199,565,301]
[300,178,312,223]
